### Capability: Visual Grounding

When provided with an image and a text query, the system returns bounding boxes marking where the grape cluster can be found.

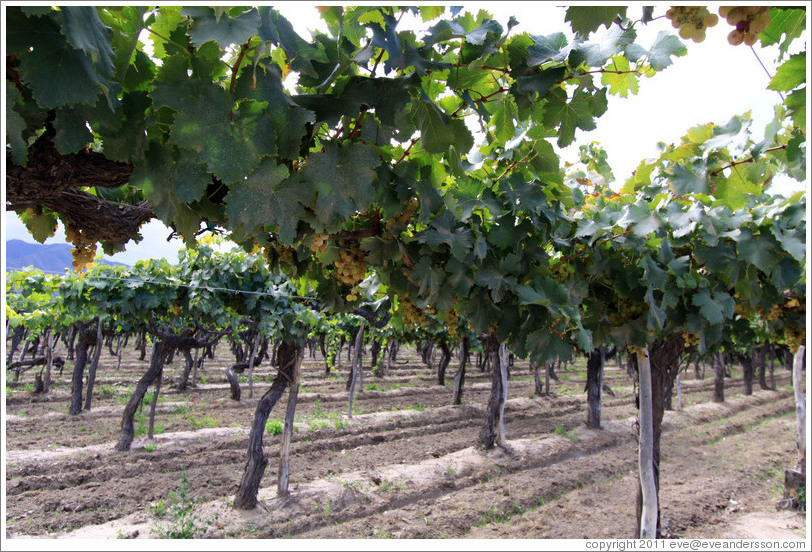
[682,332,700,348]
[666,6,719,43]
[719,6,770,46]
[333,246,367,286]
[784,325,805,354]
[607,298,647,327]
[65,224,97,273]
[763,304,782,322]
[550,260,574,284]
[310,232,329,254]
[399,297,428,329]
[385,198,419,234]
[445,308,460,339]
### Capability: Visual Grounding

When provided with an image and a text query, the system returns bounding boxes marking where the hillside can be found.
[5,239,129,273]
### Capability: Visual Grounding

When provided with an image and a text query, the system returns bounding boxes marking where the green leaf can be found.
[130,143,209,242]
[692,288,724,326]
[760,8,806,59]
[628,31,687,71]
[168,86,261,184]
[785,87,806,133]
[58,7,116,79]
[21,212,58,243]
[185,7,261,49]
[601,55,639,98]
[769,52,806,92]
[225,158,292,240]
[53,107,93,154]
[735,227,781,272]
[517,67,567,97]
[6,83,27,165]
[298,142,382,233]
[542,88,599,148]
[565,6,626,36]
[412,101,474,156]
[9,9,114,109]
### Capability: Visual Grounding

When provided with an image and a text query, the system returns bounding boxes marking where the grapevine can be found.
[385,199,419,235]
[665,6,719,43]
[719,6,771,46]
[550,259,574,284]
[783,325,805,354]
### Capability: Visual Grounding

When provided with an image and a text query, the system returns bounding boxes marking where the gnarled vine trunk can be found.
[478,336,508,450]
[452,337,469,405]
[115,340,171,451]
[585,347,605,429]
[69,321,95,415]
[234,341,301,510]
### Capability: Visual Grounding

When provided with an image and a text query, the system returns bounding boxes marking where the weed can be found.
[443,464,456,477]
[553,424,580,442]
[266,418,284,436]
[150,469,208,538]
[334,418,348,430]
[308,419,330,431]
[405,403,425,411]
[373,528,392,538]
[378,477,408,493]
[97,384,116,398]
[187,414,218,430]
[145,444,158,453]
[172,403,190,415]
[319,499,332,517]
[364,382,381,392]
[24,383,34,394]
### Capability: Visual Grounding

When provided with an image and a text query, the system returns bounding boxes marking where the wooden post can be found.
[278,351,302,496]
[793,346,806,472]
[347,323,365,418]
[247,331,262,399]
[637,349,658,539]
[147,367,163,439]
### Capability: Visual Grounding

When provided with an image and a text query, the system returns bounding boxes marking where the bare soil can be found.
[4,341,807,542]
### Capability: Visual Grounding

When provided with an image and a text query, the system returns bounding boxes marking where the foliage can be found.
[150,469,208,539]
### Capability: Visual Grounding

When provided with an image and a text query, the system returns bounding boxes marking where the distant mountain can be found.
[5,239,129,273]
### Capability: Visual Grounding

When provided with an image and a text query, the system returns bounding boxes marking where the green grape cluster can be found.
[399,297,428,329]
[385,198,418,234]
[763,304,782,322]
[550,260,574,284]
[666,6,719,43]
[607,297,647,327]
[445,308,460,339]
[682,332,700,348]
[784,325,805,354]
[65,224,97,273]
[334,246,367,286]
[720,6,770,46]
[310,232,329,254]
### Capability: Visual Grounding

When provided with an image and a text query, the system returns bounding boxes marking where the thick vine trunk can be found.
[757,343,770,390]
[741,352,754,396]
[533,362,543,396]
[115,340,171,451]
[69,322,93,415]
[436,340,451,386]
[83,320,104,411]
[452,337,469,405]
[225,365,241,401]
[478,337,508,450]
[585,348,605,429]
[177,348,195,391]
[234,341,300,510]
[713,352,725,402]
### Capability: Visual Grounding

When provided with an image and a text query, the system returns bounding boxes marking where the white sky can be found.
[4,2,808,266]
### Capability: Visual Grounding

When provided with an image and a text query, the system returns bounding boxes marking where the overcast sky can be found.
[4,3,805,266]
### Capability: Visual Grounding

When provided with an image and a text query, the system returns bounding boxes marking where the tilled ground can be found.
[4,343,805,540]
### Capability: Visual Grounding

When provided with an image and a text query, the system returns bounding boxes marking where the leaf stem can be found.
[709,144,788,176]
[750,45,784,102]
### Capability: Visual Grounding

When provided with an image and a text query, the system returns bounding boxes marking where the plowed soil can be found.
[4,341,807,542]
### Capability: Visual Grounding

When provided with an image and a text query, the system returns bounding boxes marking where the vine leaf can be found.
[601,55,639,97]
[769,52,806,92]
[6,83,28,165]
[542,88,599,147]
[564,6,626,36]
[184,7,261,49]
[9,8,114,109]
[225,158,294,242]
